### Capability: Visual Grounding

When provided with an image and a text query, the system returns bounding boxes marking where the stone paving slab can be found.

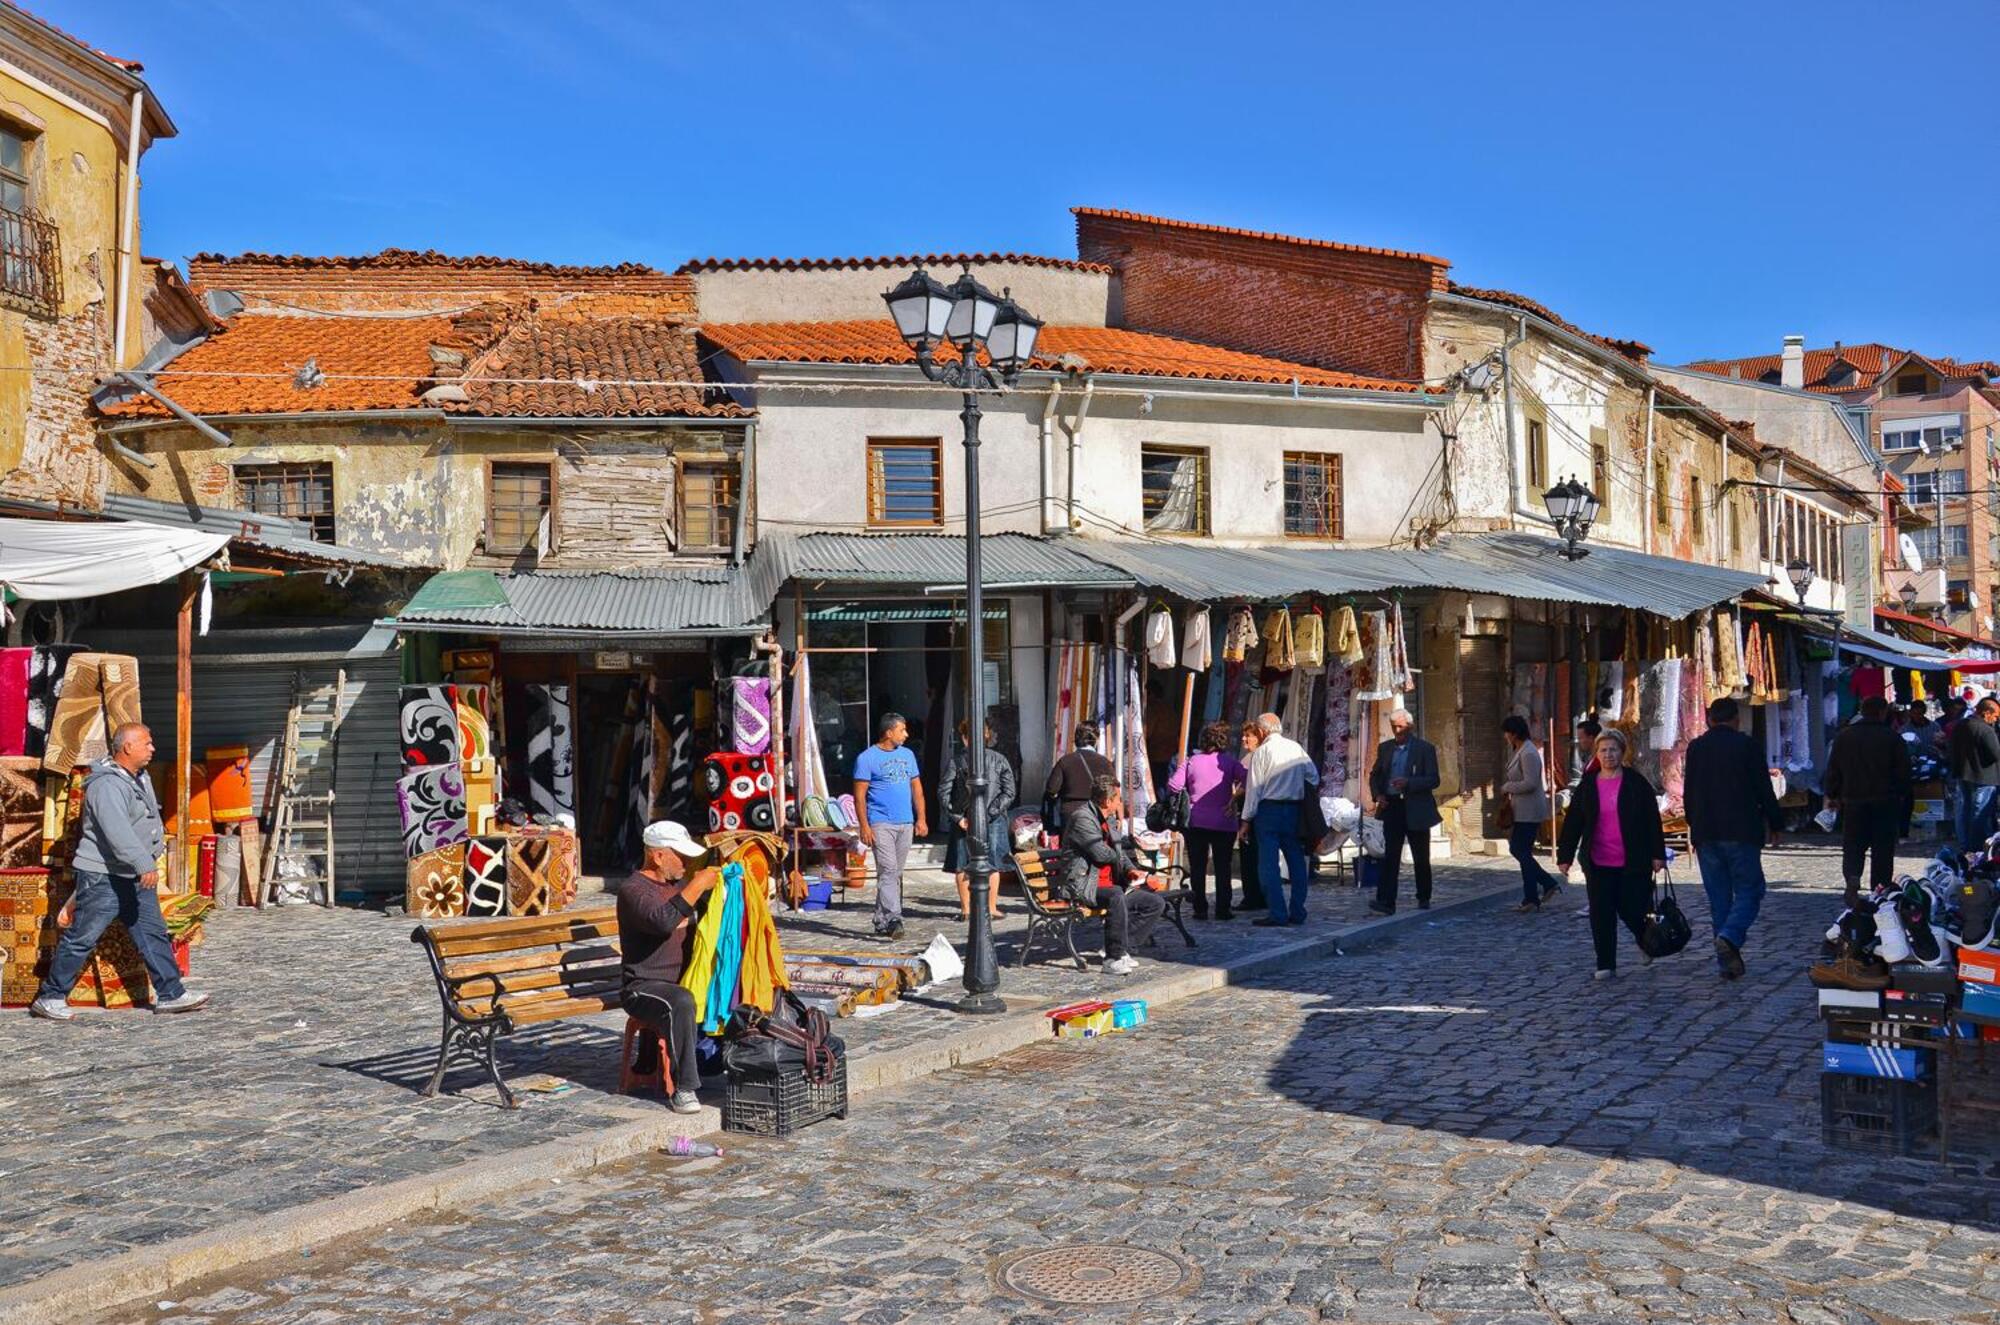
[0,850,1520,1307]
[98,844,2000,1325]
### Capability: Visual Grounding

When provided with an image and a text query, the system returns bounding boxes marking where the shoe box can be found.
[1883,988,1953,1026]
[1957,946,2000,986]
[1818,988,1883,1019]
[1824,1039,1931,1081]
[1960,981,2000,1025]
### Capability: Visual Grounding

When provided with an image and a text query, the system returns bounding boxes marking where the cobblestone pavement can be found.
[0,849,1514,1289]
[118,844,2000,1325]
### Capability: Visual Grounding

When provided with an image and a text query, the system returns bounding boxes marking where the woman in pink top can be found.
[1555,728,1666,979]
[1167,721,1249,920]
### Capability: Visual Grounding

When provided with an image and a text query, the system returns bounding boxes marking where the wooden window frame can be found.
[676,459,738,553]
[234,460,336,544]
[484,457,556,557]
[1525,415,1549,493]
[1894,372,1929,397]
[1589,429,1611,520]
[1281,450,1344,540]
[1139,443,1212,537]
[1689,474,1705,540]
[866,436,944,528]
[1653,454,1670,529]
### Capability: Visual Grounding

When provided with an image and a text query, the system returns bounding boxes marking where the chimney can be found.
[1781,334,1806,389]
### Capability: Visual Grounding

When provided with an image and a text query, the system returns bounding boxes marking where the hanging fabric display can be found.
[1320,662,1355,792]
[1145,605,1177,669]
[1119,656,1153,822]
[398,684,460,769]
[1745,623,1769,702]
[0,648,30,757]
[1598,661,1624,721]
[1222,607,1258,663]
[1293,608,1325,671]
[703,752,777,832]
[525,683,576,819]
[1260,608,1295,673]
[1388,603,1413,694]
[1332,607,1363,664]
[701,862,747,1034]
[678,839,788,1033]
[789,656,829,806]
[662,705,696,824]
[623,680,657,863]
[396,764,469,857]
[1647,657,1683,750]
[1282,655,1316,738]
[1181,608,1212,673]
[728,676,773,756]
[1354,611,1393,702]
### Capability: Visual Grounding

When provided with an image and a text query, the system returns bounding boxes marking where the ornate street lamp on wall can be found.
[1786,558,1814,602]
[1542,475,1600,560]
[881,269,1042,1016]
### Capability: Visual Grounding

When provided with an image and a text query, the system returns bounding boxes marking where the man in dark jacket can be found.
[1825,696,1911,906]
[1365,709,1442,915]
[1057,776,1165,976]
[1683,697,1782,980]
[1044,724,1114,830]
[610,820,718,1114]
[1947,696,2000,851]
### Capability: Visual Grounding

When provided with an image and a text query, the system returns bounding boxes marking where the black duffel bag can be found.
[722,988,845,1084]
[1639,865,1693,959]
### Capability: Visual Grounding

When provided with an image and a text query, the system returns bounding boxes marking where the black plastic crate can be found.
[1820,1071,1937,1157]
[722,1055,849,1137]
[1941,1034,2000,1164]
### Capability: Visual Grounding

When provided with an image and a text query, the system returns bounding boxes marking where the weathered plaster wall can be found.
[693,262,1112,328]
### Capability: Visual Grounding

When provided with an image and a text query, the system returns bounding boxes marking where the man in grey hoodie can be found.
[30,722,209,1019]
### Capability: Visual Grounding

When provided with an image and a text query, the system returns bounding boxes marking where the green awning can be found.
[402,570,512,615]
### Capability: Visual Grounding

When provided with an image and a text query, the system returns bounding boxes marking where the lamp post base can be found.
[955,991,1007,1016]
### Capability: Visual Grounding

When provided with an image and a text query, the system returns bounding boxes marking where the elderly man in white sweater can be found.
[1239,712,1320,927]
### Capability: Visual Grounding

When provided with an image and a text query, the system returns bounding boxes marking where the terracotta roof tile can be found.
[1447,284,1653,361]
[677,251,1111,275]
[1681,342,1993,393]
[101,314,450,417]
[697,319,1428,393]
[1,1,145,70]
[445,313,746,419]
[1073,206,1451,269]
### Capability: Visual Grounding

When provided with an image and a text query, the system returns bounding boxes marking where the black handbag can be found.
[722,989,845,1083]
[1639,865,1693,959]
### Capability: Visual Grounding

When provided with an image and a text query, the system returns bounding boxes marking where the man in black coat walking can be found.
[1824,695,1911,906]
[1947,696,2000,851]
[1683,697,1782,980]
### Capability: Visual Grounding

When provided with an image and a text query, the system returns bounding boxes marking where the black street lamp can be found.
[1542,475,1600,560]
[1786,558,1814,602]
[882,269,1042,1016]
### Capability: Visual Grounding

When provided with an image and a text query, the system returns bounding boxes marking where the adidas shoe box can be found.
[1891,966,1960,997]
[1826,1018,1936,1049]
[1957,948,2000,986]
[1818,988,1883,1020]
[1959,981,2000,1025]
[1882,988,1952,1026]
[1823,1040,1931,1080]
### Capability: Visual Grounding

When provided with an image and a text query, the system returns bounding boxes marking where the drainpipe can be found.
[112,90,143,368]
[1774,454,1788,598]
[1061,375,1095,532]
[1038,379,1063,535]
[732,420,755,566]
[114,372,233,448]
[1498,316,1529,523]
[1642,385,1658,554]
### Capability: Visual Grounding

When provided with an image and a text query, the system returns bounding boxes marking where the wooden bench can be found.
[411,905,622,1109]
[1006,848,1197,970]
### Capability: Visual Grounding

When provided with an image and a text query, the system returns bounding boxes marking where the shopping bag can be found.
[1639,865,1693,959]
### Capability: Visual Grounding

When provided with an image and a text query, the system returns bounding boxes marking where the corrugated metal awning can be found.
[747,531,1134,598]
[394,564,769,637]
[1063,532,1769,617]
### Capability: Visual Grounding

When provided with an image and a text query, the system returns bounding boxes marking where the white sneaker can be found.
[1593,968,1615,981]
[668,1091,702,1116]
[28,996,72,1021]
[151,990,210,1015]
[1104,955,1139,976]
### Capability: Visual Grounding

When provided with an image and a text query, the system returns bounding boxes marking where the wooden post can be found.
[1171,670,1195,873]
[173,569,196,892]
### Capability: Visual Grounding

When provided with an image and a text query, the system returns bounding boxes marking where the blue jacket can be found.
[73,756,166,877]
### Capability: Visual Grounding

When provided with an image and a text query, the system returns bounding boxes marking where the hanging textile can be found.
[1354,612,1393,702]
[1648,658,1683,750]
[1182,608,1213,673]
[1261,609,1295,673]
[1320,661,1355,792]
[1282,656,1316,738]
[701,862,749,1034]
[1388,603,1414,695]
[397,765,469,857]
[1745,623,1769,703]
[1332,606,1364,665]
[727,676,773,755]
[0,647,29,757]
[0,518,227,605]
[1714,613,1742,692]
[1119,657,1153,821]
[1145,606,1177,669]
[23,644,81,759]
[1293,609,1325,671]
[1201,647,1225,724]
[1222,607,1258,663]
[398,684,460,769]
[1911,670,1929,702]
[1598,661,1624,722]
[525,684,576,819]
[680,872,729,1026]
[1222,659,1249,728]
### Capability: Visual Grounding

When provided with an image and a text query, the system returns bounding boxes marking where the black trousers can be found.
[1237,833,1265,909]
[1094,885,1167,959]
[1840,799,1901,894]
[622,979,701,1091]
[1183,827,1236,916]
[1374,799,1433,912]
[1581,861,1652,972]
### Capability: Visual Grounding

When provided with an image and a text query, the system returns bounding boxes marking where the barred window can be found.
[866,437,942,526]
[235,462,335,543]
[678,462,737,552]
[1282,451,1343,539]
[1140,444,1210,536]
[487,461,552,555]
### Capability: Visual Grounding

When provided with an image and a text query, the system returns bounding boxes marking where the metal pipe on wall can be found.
[112,90,143,368]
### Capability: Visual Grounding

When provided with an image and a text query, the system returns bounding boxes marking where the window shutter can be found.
[662,454,680,550]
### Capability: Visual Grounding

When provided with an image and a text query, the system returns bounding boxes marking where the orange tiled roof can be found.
[1683,342,1993,394]
[677,252,1111,275]
[101,314,451,417]
[1447,284,1653,362]
[1,1,145,70]
[697,319,1429,393]
[445,313,747,419]
[1073,206,1451,269]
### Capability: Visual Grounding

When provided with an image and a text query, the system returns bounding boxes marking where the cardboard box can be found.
[1961,981,2000,1024]
[1958,947,2000,986]
[1823,1040,1931,1080]
[1884,988,1953,1025]
[1818,988,1883,1017]
[1826,1017,1936,1048]
[1891,965,1960,997]
[1111,999,1148,1029]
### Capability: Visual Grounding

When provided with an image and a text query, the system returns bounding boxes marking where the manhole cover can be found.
[994,1243,1194,1305]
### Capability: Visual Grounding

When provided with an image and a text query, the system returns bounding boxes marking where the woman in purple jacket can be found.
[1168,721,1249,920]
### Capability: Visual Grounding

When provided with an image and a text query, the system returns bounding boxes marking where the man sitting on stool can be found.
[611,820,718,1115]
[1058,775,1167,976]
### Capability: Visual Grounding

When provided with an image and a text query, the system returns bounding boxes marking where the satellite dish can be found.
[1900,532,1925,574]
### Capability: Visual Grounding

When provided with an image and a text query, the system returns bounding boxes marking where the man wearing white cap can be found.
[609,820,718,1114]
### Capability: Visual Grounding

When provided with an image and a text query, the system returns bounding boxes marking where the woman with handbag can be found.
[1167,720,1248,920]
[1501,715,1563,911]
[1556,729,1666,979]
[941,719,1016,924]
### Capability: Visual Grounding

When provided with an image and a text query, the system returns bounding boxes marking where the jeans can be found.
[869,822,914,931]
[1839,800,1901,894]
[1237,833,1265,909]
[1255,800,1309,923]
[1373,799,1433,913]
[1694,840,1766,949]
[622,979,701,1090]
[1509,820,1560,904]
[1183,826,1235,916]
[1094,884,1166,958]
[1581,860,1652,972]
[1959,784,1999,853]
[36,869,185,1004]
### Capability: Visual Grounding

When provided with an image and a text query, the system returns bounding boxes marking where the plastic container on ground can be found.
[722,1057,849,1137]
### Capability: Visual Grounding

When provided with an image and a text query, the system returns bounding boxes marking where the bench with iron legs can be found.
[1006,847,1197,971]
[410,905,623,1109]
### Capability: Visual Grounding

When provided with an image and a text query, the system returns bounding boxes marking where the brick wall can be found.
[0,298,109,505]
[187,252,697,318]
[1075,213,1445,382]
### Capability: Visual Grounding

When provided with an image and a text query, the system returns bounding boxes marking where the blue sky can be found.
[48,0,2000,365]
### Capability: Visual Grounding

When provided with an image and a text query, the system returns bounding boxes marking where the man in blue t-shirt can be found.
[854,711,927,938]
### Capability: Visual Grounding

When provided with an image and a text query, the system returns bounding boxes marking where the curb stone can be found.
[0,878,1514,1325]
